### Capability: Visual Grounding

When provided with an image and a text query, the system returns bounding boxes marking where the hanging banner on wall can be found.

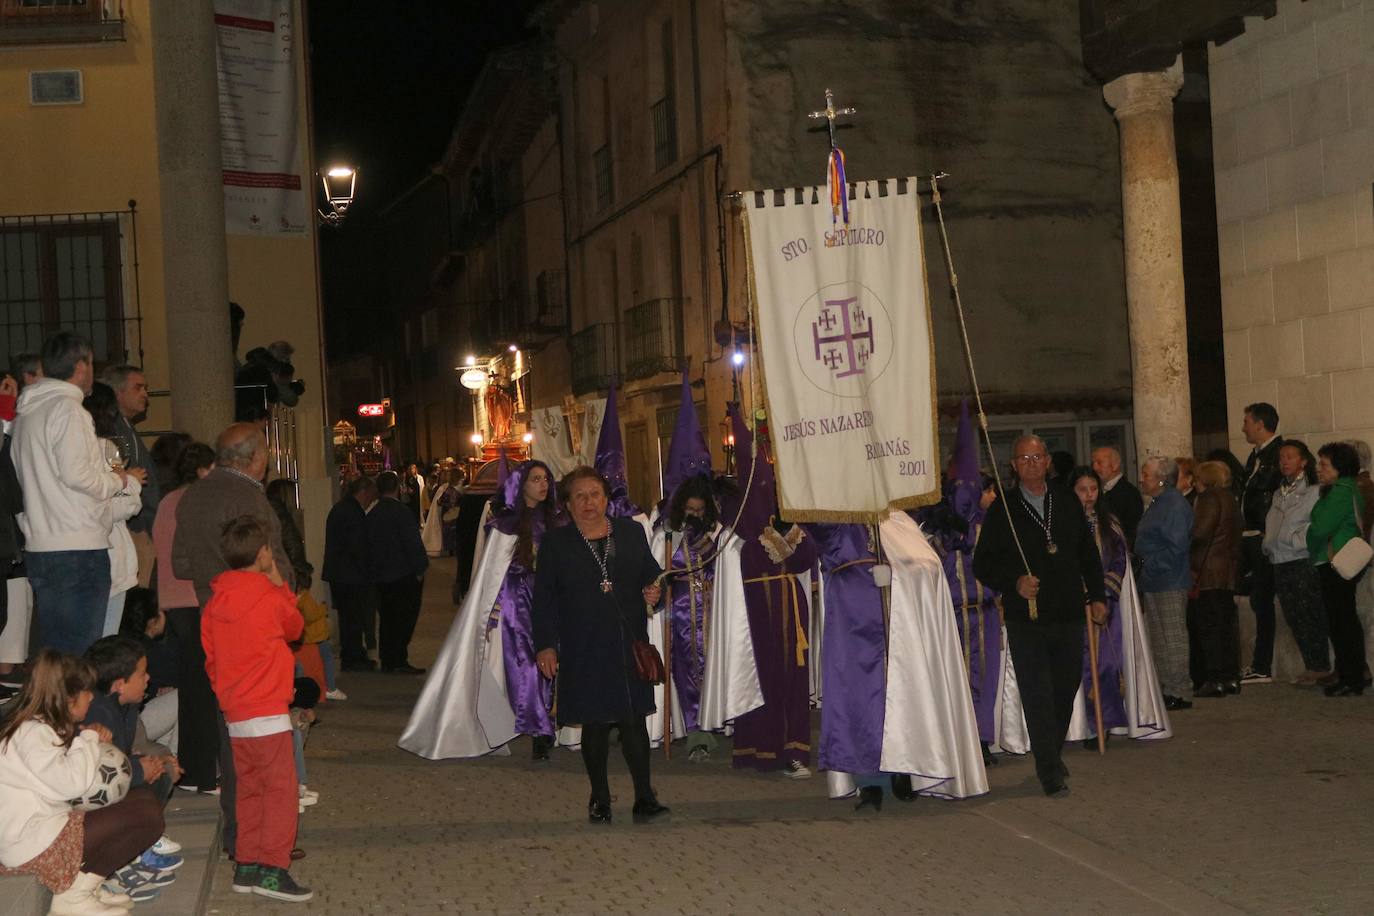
[214,0,310,237]
[743,178,938,520]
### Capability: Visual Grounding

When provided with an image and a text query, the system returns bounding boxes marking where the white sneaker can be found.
[782,760,812,780]
[1240,667,1272,684]
[150,835,182,855]
[298,786,319,806]
[325,688,348,701]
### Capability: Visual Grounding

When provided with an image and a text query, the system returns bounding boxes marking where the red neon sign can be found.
[357,403,385,417]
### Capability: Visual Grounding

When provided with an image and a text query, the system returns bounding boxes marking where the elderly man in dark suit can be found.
[1093,446,1144,548]
[367,471,429,674]
[324,475,378,672]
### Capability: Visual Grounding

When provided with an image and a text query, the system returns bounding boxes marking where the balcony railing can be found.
[624,297,686,381]
[570,323,617,395]
[652,96,677,172]
[0,0,125,45]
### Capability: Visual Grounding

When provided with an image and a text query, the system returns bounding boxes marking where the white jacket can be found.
[0,721,100,867]
[104,439,141,595]
[12,379,138,552]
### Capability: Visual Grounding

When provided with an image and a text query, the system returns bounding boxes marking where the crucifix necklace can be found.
[1017,489,1057,555]
[580,520,615,593]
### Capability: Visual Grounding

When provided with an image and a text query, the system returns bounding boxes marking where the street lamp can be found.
[318,165,357,226]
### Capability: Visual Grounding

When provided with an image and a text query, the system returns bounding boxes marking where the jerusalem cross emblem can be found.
[811,296,874,379]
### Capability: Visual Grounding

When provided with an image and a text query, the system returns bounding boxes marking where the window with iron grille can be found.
[0,0,125,45]
[0,209,141,367]
[593,144,614,212]
[652,18,677,171]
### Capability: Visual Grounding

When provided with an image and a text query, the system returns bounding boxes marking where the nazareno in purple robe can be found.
[919,495,1002,745]
[488,508,563,738]
[808,523,886,776]
[665,525,718,734]
[1083,512,1129,730]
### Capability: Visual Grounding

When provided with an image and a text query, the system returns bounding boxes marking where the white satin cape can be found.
[398,529,520,759]
[824,512,989,800]
[421,483,451,557]
[1067,565,1173,741]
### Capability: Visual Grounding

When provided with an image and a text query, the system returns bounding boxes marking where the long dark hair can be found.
[668,474,719,532]
[513,461,558,567]
[82,381,123,441]
[1066,465,1120,536]
[0,650,97,750]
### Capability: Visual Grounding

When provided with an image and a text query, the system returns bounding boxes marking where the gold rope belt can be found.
[744,572,809,666]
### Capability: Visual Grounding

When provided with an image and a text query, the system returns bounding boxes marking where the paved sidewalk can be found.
[203,559,1374,915]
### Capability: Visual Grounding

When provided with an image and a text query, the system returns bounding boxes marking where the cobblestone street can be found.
[204,559,1374,915]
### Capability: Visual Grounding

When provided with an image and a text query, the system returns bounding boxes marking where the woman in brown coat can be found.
[1190,460,1244,697]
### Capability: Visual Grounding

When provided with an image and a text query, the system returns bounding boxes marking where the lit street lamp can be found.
[319,164,357,225]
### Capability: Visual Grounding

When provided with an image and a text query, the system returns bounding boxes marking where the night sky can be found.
[309,0,534,355]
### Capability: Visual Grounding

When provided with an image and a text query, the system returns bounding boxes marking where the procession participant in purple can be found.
[727,405,817,779]
[973,435,1108,798]
[811,513,989,810]
[397,462,564,760]
[1063,467,1172,747]
[916,400,1023,764]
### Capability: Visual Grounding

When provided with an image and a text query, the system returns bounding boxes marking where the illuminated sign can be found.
[459,368,487,390]
[357,403,385,417]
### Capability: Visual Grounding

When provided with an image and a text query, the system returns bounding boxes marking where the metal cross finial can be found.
[807,88,856,150]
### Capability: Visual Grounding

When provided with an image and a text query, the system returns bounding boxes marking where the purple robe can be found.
[1084,514,1129,729]
[731,527,816,771]
[666,527,717,733]
[808,523,886,775]
[920,501,1002,744]
[489,511,561,738]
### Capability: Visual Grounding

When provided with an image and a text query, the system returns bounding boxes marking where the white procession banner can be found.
[214,0,310,237]
[744,179,938,520]
[530,406,577,479]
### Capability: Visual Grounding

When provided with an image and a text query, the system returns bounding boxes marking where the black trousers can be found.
[581,717,653,806]
[165,606,220,788]
[1194,589,1240,682]
[377,576,422,669]
[1243,535,1276,674]
[1005,618,1082,789]
[331,582,375,666]
[1319,564,1366,687]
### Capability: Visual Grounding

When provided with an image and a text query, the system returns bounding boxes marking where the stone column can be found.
[151,0,235,442]
[1104,57,1192,462]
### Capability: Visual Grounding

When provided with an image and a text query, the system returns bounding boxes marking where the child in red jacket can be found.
[202,514,312,903]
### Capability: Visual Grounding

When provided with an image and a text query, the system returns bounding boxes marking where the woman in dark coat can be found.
[532,466,668,825]
[1190,460,1243,697]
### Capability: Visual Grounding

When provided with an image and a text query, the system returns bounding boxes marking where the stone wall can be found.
[724,0,1132,404]
[1210,0,1374,456]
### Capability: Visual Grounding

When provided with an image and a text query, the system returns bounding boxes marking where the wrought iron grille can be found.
[570,322,617,395]
[652,96,677,172]
[624,297,685,380]
[0,0,125,45]
[535,269,566,327]
[593,145,614,212]
[0,206,142,368]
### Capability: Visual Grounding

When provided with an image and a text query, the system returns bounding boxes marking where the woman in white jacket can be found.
[83,384,143,638]
[0,650,163,914]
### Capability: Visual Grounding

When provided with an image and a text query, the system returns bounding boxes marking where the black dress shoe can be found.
[1042,781,1070,798]
[1324,682,1365,697]
[854,786,883,812]
[1222,680,1241,695]
[587,798,612,824]
[531,735,552,762]
[1164,695,1193,711]
[980,742,999,767]
[631,798,670,824]
[890,774,916,801]
[1194,681,1226,698]
[382,664,426,675]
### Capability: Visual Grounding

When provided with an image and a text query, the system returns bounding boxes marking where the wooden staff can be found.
[661,533,674,760]
[1086,606,1106,756]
